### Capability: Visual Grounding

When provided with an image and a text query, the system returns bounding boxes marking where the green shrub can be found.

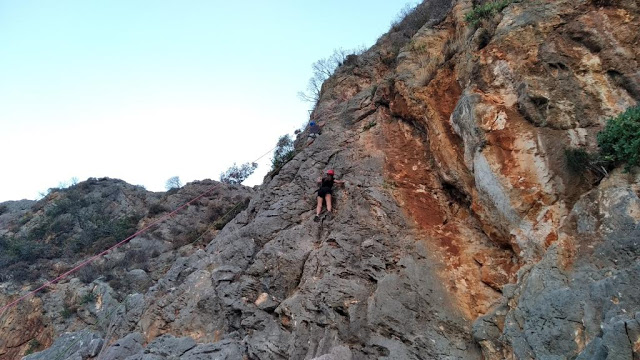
[7,237,46,263]
[61,305,74,319]
[4,262,41,283]
[148,203,169,216]
[25,339,42,355]
[271,135,296,171]
[465,0,515,26]
[0,184,146,283]
[363,121,377,131]
[18,212,33,225]
[597,106,640,171]
[80,292,96,305]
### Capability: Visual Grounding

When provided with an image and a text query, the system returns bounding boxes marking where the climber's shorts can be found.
[317,187,332,198]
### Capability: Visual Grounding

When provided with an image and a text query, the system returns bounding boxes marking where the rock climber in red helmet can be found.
[314,169,345,222]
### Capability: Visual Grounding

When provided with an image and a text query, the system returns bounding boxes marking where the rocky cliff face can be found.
[2,0,640,359]
[0,179,253,359]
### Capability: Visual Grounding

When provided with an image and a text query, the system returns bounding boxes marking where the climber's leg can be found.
[316,196,323,216]
[326,194,333,213]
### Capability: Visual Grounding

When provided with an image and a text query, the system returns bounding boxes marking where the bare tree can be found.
[165,176,182,190]
[298,46,367,104]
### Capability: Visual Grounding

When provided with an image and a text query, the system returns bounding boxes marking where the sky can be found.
[0,1,415,202]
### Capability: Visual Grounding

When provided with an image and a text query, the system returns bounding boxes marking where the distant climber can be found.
[314,169,345,222]
[306,121,322,146]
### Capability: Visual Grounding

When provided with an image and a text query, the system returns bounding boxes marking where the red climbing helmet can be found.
[327,169,335,175]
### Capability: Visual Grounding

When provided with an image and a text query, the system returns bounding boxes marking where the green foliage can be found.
[220,162,258,185]
[0,184,143,283]
[148,203,169,216]
[61,305,74,319]
[363,121,377,131]
[6,237,47,262]
[597,106,640,171]
[75,214,142,254]
[271,135,296,171]
[24,339,42,355]
[0,204,7,216]
[465,0,515,26]
[18,212,33,225]
[80,292,96,305]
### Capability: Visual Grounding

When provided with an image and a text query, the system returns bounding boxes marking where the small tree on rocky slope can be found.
[298,47,366,104]
[271,135,295,171]
[220,162,258,185]
[165,176,182,190]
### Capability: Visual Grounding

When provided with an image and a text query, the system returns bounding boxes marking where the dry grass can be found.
[416,55,444,86]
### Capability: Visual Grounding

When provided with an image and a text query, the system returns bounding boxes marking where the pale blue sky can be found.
[0,1,414,201]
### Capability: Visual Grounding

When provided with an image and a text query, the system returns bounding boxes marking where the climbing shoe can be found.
[314,215,320,222]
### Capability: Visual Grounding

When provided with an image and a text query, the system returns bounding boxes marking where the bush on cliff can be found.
[465,0,515,26]
[597,106,640,171]
[271,134,295,171]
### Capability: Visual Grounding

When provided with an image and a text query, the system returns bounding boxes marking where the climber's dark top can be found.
[317,175,334,197]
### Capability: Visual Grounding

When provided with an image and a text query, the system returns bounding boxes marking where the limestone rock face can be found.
[3,0,640,359]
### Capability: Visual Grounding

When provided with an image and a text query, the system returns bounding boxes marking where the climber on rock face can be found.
[314,169,345,222]
[306,121,322,146]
